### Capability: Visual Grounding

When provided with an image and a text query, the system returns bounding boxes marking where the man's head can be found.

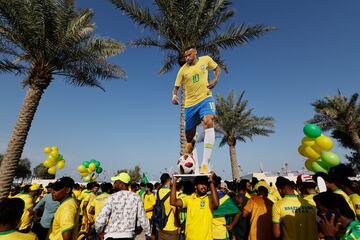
[314,192,355,227]
[275,176,294,197]
[184,46,197,65]
[257,186,269,197]
[146,183,154,193]
[51,177,75,201]
[314,172,336,190]
[296,174,317,194]
[111,172,131,191]
[0,198,24,229]
[160,173,171,186]
[194,176,209,196]
[91,182,100,193]
[100,182,113,194]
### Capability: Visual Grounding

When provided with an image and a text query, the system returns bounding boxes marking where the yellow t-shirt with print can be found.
[334,188,355,214]
[303,193,317,207]
[175,56,218,108]
[0,230,38,240]
[79,190,91,215]
[89,192,110,222]
[83,192,96,223]
[142,193,156,219]
[49,197,78,240]
[182,193,213,240]
[158,188,179,231]
[272,195,318,240]
[350,193,360,218]
[14,193,34,230]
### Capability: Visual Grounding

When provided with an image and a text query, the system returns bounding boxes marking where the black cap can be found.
[46,183,53,188]
[52,177,75,191]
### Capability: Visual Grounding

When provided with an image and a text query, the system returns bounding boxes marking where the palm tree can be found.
[308,91,360,157]
[0,0,125,199]
[215,91,275,180]
[110,0,274,154]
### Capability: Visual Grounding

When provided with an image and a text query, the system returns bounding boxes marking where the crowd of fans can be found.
[0,164,360,240]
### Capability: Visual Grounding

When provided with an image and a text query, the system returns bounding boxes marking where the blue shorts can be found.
[185,96,216,131]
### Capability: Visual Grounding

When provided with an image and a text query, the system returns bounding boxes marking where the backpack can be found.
[152,190,171,230]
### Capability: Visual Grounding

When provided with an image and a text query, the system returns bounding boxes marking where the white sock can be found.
[192,146,199,174]
[201,128,215,172]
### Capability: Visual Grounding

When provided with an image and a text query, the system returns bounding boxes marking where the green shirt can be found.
[341,220,360,240]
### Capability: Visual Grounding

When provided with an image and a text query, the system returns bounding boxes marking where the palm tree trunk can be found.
[180,83,186,155]
[229,144,240,180]
[349,131,360,157]
[0,85,44,200]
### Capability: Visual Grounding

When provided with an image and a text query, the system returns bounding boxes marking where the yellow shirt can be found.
[142,193,156,219]
[244,195,274,240]
[79,190,91,215]
[15,193,34,230]
[83,192,97,223]
[334,188,356,214]
[89,192,110,222]
[350,193,360,217]
[0,230,38,240]
[175,56,218,108]
[72,189,81,200]
[303,193,317,207]
[158,188,179,231]
[49,197,78,240]
[272,195,318,240]
[212,195,230,239]
[182,193,213,240]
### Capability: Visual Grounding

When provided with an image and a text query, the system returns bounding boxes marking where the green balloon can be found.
[303,124,322,138]
[89,159,96,163]
[83,176,91,182]
[321,151,340,166]
[57,154,63,161]
[311,160,328,173]
[83,161,90,168]
[94,160,100,168]
[96,167,103,174]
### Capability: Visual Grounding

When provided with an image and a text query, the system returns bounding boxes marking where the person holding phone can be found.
[314,192,360,240]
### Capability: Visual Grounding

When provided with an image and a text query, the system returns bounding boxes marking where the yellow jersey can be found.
[48,197,78,240]
[89,192,110,222]
[0,230,38,240]
[350,193,360,218]
[14,193,34,230]
[272,194,318,240]
[158,188,179,231]
[302,193,317,207]
[244,195,274,240]
[175,56,218,108]
[142,193,156,219]
[181,193,213,240]
[334,188,356,214]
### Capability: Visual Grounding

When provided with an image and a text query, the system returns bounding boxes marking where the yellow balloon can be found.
[305,159,316,171]
[43,146,52,154]
[315,135,333,151]
[47,155,56,162]
[80,172,88,177]
[303,146,321,159]
[48,167,56,175]
[311,145,323,154]
[50,151,58,158]
[91,175,97,181]
[78,165,88,173]
[57,160,65,169]
[89,163,96,171]
[298,145,307,156]
[43,159,52,168]
[301,137,315,146]
[51,146,58,151]
[48,160,57,167]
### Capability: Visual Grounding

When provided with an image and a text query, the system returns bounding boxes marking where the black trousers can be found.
[32,222,49,240]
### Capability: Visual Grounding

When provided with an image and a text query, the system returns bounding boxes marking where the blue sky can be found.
[1,0,360,181]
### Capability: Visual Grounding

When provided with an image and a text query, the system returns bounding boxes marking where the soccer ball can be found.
[178,154,195,174]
